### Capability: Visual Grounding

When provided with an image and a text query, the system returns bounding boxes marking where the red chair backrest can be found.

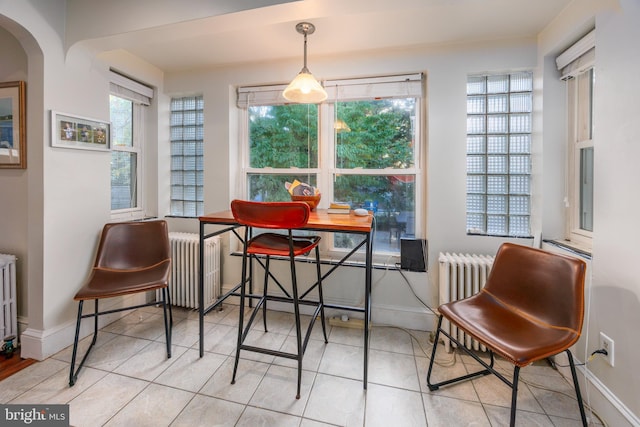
[94,220,170,270]
[231,200,310,230]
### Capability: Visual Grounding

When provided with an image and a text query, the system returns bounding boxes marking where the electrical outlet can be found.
[599,332,615,367]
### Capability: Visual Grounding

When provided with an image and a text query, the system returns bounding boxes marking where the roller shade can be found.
[237,73,423,108]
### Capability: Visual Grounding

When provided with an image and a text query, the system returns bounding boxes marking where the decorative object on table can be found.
[327,202,351,214]
[282,22,327,104]
[286,179,321,210]
[1,335,16,358]
[51,110,111,151]
[0,81,26,169]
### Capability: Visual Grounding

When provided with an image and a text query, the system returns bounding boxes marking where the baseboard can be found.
[20,294,146,361]
[554,352,639,426]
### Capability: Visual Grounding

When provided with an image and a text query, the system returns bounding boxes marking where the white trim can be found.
[556,30,595,71]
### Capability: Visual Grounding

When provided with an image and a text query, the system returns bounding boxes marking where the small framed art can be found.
[0,81,26,168]
[51,110,110,151]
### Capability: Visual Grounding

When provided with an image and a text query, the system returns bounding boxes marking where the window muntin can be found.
[466,72,532,237]
[110,95,140,211]
[170,96,204,217]
[241,75,423,257]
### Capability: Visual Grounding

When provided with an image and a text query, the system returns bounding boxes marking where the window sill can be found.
[542,239,592,260]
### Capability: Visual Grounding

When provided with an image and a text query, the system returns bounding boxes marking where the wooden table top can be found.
[199,209,373,233]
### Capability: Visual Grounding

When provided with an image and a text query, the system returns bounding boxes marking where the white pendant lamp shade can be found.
[283,22,327,104]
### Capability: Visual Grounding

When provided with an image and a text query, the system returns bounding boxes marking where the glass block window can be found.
[466,72,532,237]
[170,96,204,217]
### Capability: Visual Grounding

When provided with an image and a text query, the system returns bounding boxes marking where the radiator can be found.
[0,254,17,341]
[438,252,495,352]
[157,233,220,309]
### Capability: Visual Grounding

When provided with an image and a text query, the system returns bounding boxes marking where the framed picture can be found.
[51,111,110,151]
[0,81,26,169]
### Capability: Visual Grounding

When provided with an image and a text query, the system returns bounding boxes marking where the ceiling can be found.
[74,0,574,73]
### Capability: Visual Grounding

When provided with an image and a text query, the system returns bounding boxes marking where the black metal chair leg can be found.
[510,366,520,427]
[289,249,303,399]
[315,247,328,343]
[262,256,270,332]
[69,299,99,387]
[162,287,172,358]
[566,349,588,426]
[232,228,249,385]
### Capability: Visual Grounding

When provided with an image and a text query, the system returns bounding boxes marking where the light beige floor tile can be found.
[416,355,480,402]
[0,358,68,403]
[198,323,238,356]
[289,313,330,342]
[422,394,491,427]
[472,374,544,413]
[119,312,169,341]
[317,342,364,381]
[300,419,335,427]
[10,365,106,405]
[171,394,244,427]
[364,383,426,427]
[199,304,236,324]
[199,357,269,404]
[369,325,414,355]
[68,373,148,427]
[409,329,433,358]
[527,380,587,421]
[484,404,554,427]
[113,341,187,381]
[235,406,301,427]
[101,309,160,335]
[238,329,288,364]
[328,325,365,347]
[104,383,193,427]
[274,335,328,372]
[368,348,420,391]
[250,308,295,335]
[304,373,365,426]
[249,364,315,416]
[51,331,119,364]
[82,334,153,372]
[155,318,213,347]
[154,348,226,392]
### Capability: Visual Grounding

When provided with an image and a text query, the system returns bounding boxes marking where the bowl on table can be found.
[291,193,321,211]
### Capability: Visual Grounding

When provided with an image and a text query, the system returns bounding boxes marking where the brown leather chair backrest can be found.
[94,220,170,270]
[484,243,586,334]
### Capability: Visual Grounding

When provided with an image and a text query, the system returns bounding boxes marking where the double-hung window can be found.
[466,72,533,237]
[109,71,152,219]
[557,30,595,247]
[170,96,204,217]
[237,74,424,258]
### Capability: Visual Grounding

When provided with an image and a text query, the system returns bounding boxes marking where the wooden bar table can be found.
[197,208,374,388]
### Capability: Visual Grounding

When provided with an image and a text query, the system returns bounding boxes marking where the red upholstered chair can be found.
[427,243,588,426]
[230,200,328,399]
[69,220,172,386]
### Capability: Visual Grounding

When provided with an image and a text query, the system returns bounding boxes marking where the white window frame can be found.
[109,71,153,221]
[556,30,595,249]
[237,73,425,263]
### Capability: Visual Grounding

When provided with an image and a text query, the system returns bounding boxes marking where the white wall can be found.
[0,25,29,322]
[539,0,640,424]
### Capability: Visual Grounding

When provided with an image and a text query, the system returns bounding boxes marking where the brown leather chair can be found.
[230,200,328,399]
[69,220,173,386]
[427,243,588,426]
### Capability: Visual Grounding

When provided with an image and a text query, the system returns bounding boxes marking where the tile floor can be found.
[0,305,600,426]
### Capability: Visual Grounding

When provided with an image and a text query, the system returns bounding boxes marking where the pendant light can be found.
[282,22,327,104]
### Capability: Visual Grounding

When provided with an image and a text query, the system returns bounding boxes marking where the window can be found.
[238,74,424,257]
[557,30,595,246]
[466,72,533,237]
[170,96,204,217]
[110,71,152,219]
